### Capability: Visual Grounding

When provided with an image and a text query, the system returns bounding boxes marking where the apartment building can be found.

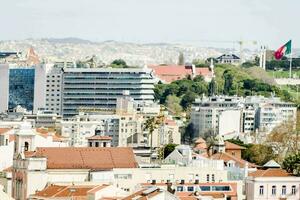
[191,96,243,138]
[191,95,297,139]
[246,166,300,200]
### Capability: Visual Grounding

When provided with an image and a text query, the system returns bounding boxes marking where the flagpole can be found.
[289,41,293,79]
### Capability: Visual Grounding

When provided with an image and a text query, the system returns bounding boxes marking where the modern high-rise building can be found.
[0,64,45,113]
[61,67,155,117]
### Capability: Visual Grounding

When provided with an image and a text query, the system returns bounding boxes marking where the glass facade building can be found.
[9,67,35,111]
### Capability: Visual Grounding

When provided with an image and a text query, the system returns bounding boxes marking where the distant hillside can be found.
[0,38,250,66]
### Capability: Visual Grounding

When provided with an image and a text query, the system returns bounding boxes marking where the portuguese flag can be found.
[274,40,292,60]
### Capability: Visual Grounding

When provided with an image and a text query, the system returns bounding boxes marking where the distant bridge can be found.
[275,78,300,85]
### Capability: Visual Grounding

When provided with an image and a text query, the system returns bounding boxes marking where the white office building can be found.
[61,67,155,117]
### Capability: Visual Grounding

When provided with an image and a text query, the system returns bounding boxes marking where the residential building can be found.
[122,187,178,200]
[12,147,138,200]
[29,184,128,200]
[191,95,297,139]
[191,96,243,138]
[246,165,300,200]
[142,182,241,200]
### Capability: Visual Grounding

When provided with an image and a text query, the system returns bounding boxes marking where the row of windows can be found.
[259,185,296,196]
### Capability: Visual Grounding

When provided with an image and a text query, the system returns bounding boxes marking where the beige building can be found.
[246,166,300,200]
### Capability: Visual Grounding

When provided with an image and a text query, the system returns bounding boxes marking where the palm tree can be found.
[203,129,216,157]
[144,114,164,151]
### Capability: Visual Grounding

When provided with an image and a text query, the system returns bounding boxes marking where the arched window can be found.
[24,142,29,151]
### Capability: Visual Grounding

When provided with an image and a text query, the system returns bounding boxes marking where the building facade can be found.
[61,67,155,117]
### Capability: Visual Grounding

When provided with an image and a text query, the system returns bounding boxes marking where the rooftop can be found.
[24,147,138,169]
[86,135,113,140]
[148,64,211,83]
[32,184,101,199]
[224,141,246,150]
[249,168,293,177]
[211,152,257,168]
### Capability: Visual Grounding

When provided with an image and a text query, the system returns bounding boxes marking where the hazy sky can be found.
[1,0,299,48]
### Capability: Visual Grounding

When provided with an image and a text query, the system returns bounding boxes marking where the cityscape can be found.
[0,1,300,200]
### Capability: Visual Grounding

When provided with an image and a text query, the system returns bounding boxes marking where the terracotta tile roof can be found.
[177,192,225,200]
[164,119,177,126]
[24,147,138,169]
[195,137,206,144]
[0,128,11,135]
[36,128,66,142]
[87,135,112,140]
[2,166,12,172]
[122,188,162,200]
[249,168,293,177]
[33,185,98,198]
[211,152,257,168]
[225,141,246,150]
[148,65,211,83]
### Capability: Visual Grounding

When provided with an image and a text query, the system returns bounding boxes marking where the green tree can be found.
[208,78,217,96]
[180,91,197,110]
[203,129,216,157]
[223,70,234,95]
[162,143,178,159]
[165,95,182,116]
[178,52,185,65]
[182,123,195,144]
[282,153,300,176]
[244,144,276,166]
[110,59,127,68]
[144,115,164,150]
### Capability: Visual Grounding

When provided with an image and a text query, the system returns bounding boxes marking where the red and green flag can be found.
[274,40,292,60]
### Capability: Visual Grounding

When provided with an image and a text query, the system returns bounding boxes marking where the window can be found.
[200,186,210,191]
[212,174,215,182]
[271,185,276,195]
[259,185,264,195]
[282,185,286,195]
[24,142,29,151]
[95,142,99,147]
[176,186,184,191]
[187,186,194,192]
[292,185,296,195]
[206,174,210,182]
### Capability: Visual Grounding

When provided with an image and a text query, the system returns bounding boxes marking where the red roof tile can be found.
[87,135,112,140]
[25,147,138,169]
[0,128,11,135]
[33,185,101,198]
[249,168,293,177]
[211,152,257,168]
[225,141,246,150]
[148,65,211,83]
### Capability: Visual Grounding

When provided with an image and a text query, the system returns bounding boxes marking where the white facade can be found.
[246,174,300,200]
[44,65,63,115]
[61,67,155,117]
[0,64,9,113]
[191,96,297,139]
